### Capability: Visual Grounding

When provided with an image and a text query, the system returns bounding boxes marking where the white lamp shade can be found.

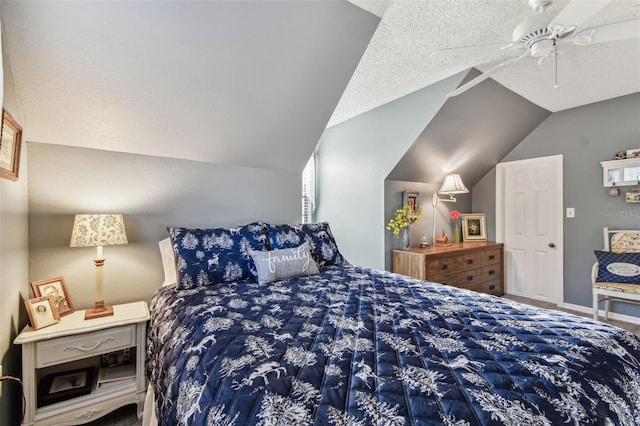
[438,174,469,195]
[70,214,128,248]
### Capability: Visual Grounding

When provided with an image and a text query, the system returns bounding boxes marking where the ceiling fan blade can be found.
[571,19,640,45]
[548,0,612,35]
[430,41,515,57]
[446,52,529,98]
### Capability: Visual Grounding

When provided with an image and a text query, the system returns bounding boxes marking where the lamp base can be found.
[85,301,114,320]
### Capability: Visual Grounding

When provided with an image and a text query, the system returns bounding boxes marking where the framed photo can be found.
[38,368,93,406]
[462,213,487,241]
[402,191,420,212]
[25,296,61,330]
[31,276,75,317]
[101,349,131,368]
[0,110,23,181]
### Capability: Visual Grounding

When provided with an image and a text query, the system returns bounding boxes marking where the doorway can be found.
[496,155,563,304]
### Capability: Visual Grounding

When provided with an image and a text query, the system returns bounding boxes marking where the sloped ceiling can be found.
[387,68,552,188]
[0,1,379,172]
[334,0,640,127]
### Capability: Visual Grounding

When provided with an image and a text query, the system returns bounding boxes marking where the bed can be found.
[145,222,640,425]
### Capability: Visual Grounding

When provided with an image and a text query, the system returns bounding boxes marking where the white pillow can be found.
[159,238,178,287]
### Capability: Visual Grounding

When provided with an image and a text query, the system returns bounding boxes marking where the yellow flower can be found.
[386,205,423,238]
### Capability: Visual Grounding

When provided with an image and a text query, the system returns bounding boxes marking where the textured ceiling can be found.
[333,0,640,126]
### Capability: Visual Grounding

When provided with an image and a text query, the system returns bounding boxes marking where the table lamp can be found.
[70,214,128,319]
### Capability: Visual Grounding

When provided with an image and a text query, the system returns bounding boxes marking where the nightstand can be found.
[14,301,150,426]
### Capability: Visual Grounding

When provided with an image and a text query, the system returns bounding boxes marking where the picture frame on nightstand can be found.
[24,296,61,330]
[31,276,75,317]
[38,368,93,406]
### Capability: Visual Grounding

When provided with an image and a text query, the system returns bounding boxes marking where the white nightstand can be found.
[14,301,150,426]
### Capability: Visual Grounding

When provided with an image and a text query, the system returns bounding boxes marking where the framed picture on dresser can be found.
[462,213,487,241]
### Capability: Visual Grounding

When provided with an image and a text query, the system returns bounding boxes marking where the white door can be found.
[496,155,563,304]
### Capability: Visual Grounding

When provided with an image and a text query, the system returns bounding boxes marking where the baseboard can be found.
[559,302,640,326]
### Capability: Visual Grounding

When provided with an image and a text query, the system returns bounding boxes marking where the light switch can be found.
[566,208,575,218]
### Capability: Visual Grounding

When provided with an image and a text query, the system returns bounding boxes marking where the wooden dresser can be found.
[393,242,504,296]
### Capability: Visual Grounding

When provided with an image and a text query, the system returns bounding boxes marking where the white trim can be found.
[496,154,564,305]
[560,301,640,326]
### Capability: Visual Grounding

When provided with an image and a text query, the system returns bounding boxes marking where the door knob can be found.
[548,243,556,248]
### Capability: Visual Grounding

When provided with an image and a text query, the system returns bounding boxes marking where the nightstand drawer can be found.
[35,325,135,368]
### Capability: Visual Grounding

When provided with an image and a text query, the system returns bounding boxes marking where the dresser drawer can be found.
[447,264,502,288]
[35,325,135,368]
[468,279,503,296]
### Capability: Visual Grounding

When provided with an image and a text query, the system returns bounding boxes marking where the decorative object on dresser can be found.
[31,276,74,317]
[14,301,150,426]
[393,242,504,296]
[70,214,128,319]
[461,212,487,241]
[450,210,461,243]
[0,110,23,181]
[386,203,422,250]
[431,173,468,245]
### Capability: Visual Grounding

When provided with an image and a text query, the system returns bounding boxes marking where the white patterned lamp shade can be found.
[70,214,127,320]
[70,214,128,248]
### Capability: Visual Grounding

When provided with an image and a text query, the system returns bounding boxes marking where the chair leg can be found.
[593,292,599,320]
[604,298,611,321]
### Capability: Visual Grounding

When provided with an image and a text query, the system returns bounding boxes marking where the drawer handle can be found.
[489,285,495,290]
[441,264,448,270]
[466,259,473,265]
[489,255,495,260]
[489,270,495,275]
[466,275,473,281]
[76,408,104,419]
[64,337,114,352]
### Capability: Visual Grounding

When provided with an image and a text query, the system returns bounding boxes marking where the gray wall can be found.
[27,143,302,312]
[315,72,467,269]
[0,45,29,426]
[479,93,640,315]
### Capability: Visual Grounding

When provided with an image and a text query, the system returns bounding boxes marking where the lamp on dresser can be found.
[70,213,128,319]
[431,173,468,245]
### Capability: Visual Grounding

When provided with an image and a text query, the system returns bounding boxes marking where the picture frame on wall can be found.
[24,296,61,330]
[462,213,487,241]
[402,191,420,212]
[0,110,23,181]
[31,276,75,317]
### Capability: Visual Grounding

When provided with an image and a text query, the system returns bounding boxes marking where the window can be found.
[302,154,315,223]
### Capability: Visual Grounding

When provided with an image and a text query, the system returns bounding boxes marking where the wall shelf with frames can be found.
[601,157,640,187]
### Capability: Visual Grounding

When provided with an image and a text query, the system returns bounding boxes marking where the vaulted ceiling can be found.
[1,0,638,175]
[0,1,378,172]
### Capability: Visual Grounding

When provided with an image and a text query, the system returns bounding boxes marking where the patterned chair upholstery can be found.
[592,227,640,321]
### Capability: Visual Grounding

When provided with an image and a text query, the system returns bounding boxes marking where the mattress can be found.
[146,264,640,425]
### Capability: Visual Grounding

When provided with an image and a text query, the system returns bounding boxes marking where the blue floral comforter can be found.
[146,265,640,425]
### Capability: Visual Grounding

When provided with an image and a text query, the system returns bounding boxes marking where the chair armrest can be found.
[591,262,599,284]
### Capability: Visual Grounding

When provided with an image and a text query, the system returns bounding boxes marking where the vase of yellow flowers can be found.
[387,205,423,250]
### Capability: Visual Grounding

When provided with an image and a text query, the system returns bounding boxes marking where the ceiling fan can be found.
[444,0,640,97]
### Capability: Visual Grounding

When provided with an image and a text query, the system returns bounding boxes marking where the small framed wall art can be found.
[25,296,61,330]
[462,213,487,241]
[402,191,420,212]
[31,276,75,317]
[0,110,23,181]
